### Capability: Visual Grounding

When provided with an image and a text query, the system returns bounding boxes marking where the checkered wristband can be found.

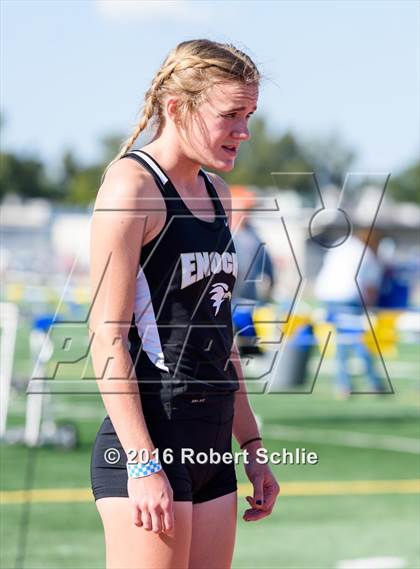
[126,459,162,479]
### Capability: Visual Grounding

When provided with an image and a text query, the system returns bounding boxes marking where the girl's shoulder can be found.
[93,158,168,243]
[204,171,230,196]
[96,157,166,211]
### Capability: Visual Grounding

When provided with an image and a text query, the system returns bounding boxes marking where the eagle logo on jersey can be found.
[209,282,232,316]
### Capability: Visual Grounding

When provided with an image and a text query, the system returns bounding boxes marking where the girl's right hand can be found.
[127,469,174,534]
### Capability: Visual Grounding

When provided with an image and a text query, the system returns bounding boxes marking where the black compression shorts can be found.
[90,392,237,504]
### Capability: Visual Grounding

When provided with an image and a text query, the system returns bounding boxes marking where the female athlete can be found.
[89,39,280,569]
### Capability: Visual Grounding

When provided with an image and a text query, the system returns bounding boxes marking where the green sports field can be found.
[1,321,419,569]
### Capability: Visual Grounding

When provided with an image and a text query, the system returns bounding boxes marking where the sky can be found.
[1,0,419,177]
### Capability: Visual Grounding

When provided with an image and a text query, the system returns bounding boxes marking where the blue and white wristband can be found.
[126,458,162,479]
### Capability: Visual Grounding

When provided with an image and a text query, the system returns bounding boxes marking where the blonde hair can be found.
[101,39,260,183]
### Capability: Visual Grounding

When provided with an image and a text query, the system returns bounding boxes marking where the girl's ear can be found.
[165,96,180,123]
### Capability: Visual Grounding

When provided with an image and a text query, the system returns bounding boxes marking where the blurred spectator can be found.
[314,227,386,398]
[230,186,275,303]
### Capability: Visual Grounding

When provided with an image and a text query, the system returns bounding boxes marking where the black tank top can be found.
[123,150,239,417]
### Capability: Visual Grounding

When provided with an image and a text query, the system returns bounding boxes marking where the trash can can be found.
[267,322,314,391]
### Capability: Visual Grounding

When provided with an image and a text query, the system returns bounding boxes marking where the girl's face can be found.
[184,81,259,172]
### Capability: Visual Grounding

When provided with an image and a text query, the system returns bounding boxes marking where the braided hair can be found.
[101,39,260,183]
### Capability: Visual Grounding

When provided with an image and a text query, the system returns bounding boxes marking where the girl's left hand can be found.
[243,459,280,522]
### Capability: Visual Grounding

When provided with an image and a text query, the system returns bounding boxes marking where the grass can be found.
[1,319,419,569]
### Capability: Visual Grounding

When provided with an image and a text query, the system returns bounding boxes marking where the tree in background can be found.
[58,134,123,205]
[301,133,357,189]
[387,161,420,205]
[219,118,360,206]
[221,117,315,198]
[1,114,418,205]
[0,112,61,200]
[0,152,60,201]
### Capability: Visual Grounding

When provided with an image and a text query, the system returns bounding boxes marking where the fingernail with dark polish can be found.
[256,500,262,505]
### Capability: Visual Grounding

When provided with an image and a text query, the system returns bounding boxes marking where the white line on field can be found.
[8,401,106,420]
[307,359,419,378]
[263,424,420,454]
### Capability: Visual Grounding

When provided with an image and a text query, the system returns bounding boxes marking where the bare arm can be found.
[230,340,262,447]
[89,160,156,456]
[89,160,175,535]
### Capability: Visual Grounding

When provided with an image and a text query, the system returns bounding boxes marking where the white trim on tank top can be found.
[130,150,168,185]
[133,267,169,373]
[129,149,212,188]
